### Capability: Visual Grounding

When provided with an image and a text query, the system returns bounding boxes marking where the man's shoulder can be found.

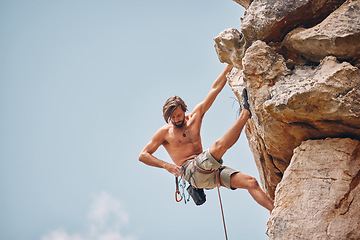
[161,122,172,129]
[187,109,203,123]
[150,124,170,144]
[156,123,171,135]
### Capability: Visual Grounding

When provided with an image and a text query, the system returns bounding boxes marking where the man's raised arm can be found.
[192,64,233,117]
[139,127,182,177]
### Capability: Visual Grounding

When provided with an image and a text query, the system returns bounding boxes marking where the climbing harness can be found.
[174,160,229,240]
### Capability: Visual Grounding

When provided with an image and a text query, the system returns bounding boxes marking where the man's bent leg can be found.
[230,172,274,212]
[209,107,250,161]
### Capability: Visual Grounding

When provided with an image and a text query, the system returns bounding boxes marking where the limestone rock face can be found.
[214,28,249,69]
[216,0,360,238]
[284,0,360,62]
[232,0,253,9]
[267,138,360,240]
[231,45,360,198]
[241,0,346,43]
[264,56,360,129]
[242,40,290,87]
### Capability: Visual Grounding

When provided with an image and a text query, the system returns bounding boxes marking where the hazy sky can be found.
[1,1,270,239]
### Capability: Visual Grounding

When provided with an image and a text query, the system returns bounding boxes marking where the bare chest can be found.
[167,122,200,145]
[170,125,199,145]
[162,119,203,163]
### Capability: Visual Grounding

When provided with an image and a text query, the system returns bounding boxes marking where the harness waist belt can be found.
[193,160,215,174]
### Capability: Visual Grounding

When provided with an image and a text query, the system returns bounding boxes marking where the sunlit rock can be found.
[241,52,360,199]
[284,0,360,62]
[214,28,249,69]
[267,138,360,240]
[241,0,346,43]
[216,0,360,237]
[232,0,253,9]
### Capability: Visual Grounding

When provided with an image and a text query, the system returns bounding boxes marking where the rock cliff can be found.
[215,0,360,239]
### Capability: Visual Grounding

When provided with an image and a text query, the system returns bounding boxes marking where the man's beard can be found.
[173,119,185,128]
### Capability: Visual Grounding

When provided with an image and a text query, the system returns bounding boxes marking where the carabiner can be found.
[175,190,183,202]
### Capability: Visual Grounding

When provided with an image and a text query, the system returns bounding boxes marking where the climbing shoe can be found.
[241,88,252,119]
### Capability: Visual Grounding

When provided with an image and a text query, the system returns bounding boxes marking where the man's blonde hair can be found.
[162,96,188,123]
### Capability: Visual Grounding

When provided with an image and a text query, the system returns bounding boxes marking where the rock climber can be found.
[139,64,274,212]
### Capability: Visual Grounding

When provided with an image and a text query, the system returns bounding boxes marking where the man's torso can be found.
[162,114,203,166]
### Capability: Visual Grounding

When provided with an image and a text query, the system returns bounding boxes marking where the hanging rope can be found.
[216,170,228,240]
[174,168,228,239]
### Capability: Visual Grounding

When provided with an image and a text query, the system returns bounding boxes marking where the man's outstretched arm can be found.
[192,64,233,117]
[139,128,182,177]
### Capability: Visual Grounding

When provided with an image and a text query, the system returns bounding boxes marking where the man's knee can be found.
[210,139,226,158]
[247,177,259,189]
[230,173,259,189]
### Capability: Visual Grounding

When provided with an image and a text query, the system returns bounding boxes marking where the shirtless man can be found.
[139,65,274,211]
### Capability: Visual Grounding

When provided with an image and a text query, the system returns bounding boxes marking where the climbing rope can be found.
[175,169,229,240]
[216,170,228,240]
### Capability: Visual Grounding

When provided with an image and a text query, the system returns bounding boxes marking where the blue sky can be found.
[0,0,270,239]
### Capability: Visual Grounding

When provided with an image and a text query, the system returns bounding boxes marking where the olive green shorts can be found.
[182,149,239,190]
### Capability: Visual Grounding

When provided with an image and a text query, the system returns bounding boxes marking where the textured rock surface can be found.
[284,0,360,62]
[220,0,360,200]
[217,0,360,238]
[232,0,253,9]
[264,56,360,129]
[229,45,360,198]
[267,138,360,240]
[214,28,249,69]
[241,0,346,43]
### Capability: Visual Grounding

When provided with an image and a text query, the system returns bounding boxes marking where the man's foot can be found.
[242,88,252,119]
